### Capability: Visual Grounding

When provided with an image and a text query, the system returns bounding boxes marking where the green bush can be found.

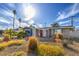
[38,44,64,56]
[17,30,27,39]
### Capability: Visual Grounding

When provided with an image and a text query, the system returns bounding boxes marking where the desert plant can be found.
[28,36,38,55]
[3,34,10,42]
[53,32,63,43]
[3,29,16,39]
[0,38,3,42]
[0,40,24,51]
[0,42,8,50]
[58,33,63,40]
[14,40,25,45]
[38,44,64,56]
[8,40,24,46]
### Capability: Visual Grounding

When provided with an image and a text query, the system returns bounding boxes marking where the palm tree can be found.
[70,16,74,27]
[13,10,16,30]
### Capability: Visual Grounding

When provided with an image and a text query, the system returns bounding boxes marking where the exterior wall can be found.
[35,28,53,38]
[36,29,39,37]
[66,31,79,38]
[32,27,36,36]
[46,29,49,37]
[42,29,46,37]
[25,26,74,38]
[39,29,45,37]
[62,29,71,38]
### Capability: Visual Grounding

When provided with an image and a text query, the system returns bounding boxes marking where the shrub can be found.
[38,44,64,56]
[17,30,27,39]
[58,33,63,40]
[0,42,8,50]
[0,40,24,51]
[3,29,17,39]
[0,38,3,42]
[3,34,10,42]
[28,36,38,54]
[14,40,25,45]
[8,40,24,46]
[53,32,63,43]
[0,44,5,50]
[54,32,63,39]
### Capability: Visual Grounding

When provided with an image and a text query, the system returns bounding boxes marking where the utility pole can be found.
[44,22,46,27]
[13,10,16,30]
[19,18,21,28]
[71,16,74,27]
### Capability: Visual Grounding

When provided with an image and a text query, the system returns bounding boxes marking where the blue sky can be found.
[0,3,79,30]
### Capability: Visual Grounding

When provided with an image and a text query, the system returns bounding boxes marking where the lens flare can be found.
[24,5,36,20]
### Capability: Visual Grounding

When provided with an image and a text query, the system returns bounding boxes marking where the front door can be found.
[40,30,43,37]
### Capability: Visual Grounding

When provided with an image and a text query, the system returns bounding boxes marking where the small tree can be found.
[17,28,27,39]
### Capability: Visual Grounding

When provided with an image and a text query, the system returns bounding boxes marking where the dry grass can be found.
[0,42,28,56]
[0,37,65,56]
[11,51,26,56]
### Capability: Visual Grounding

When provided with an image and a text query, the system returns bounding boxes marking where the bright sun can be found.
[24,5,36,19]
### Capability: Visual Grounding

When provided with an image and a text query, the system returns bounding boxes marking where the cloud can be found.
[0,17,10,24]
[0,26,6,30]
[0,8,14,18]
[20,22,30,27]
[23,17,32,21]
[0,4,14,17]
[59,20,71,25]
[3,10,14,17]
[75,26,79,29]
[34,23,43,28]
[32,25,37,28]
[22,4,36,21]
[14,18,30,28]
[28,20,34,25]
[30,23,43,28]
[38,24,43,28]
[14,19,19,28]
[56,3,79,21]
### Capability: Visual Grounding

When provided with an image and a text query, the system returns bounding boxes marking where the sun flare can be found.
[24,5,36,19]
